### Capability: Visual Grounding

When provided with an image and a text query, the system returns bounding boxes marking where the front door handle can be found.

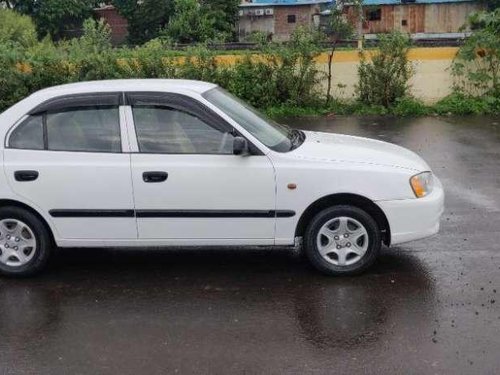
[14,170,39,182]
[143,171,168,183]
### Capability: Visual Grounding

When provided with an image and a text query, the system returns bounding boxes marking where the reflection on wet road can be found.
[1,116,499,374]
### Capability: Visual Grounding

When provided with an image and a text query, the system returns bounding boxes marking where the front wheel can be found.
[0,207,52,277]
[304,205,381,276]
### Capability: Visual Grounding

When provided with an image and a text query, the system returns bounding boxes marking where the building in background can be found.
[238,0,333,41]
[340,0,484,38]
[94,4,128,45]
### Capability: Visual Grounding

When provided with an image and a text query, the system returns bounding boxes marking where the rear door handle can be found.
[14,170,39,182]
[143,171,168,183]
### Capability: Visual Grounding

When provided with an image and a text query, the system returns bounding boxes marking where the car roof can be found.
[30,79,218,98]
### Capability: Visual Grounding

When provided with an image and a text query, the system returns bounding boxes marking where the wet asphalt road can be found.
[1,116,500,374]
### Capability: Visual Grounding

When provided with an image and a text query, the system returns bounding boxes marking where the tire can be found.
[304,205,381,276]
[0,206,52,277]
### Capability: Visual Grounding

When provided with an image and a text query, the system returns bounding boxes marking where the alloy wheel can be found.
[0,219,37,267]
[316,216,369,266]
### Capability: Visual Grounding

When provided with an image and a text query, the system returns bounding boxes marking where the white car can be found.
[0,80,444,277]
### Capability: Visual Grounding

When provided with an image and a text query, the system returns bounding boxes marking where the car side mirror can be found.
[233,136,249,156]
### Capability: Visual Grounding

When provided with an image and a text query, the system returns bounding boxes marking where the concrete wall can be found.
[215,47,458,103]
[238,11,275,39]
[314,47,457,103]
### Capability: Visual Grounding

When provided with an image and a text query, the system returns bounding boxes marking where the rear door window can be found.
[8,93,122,153]
[8,115,44,150]
[46,107,121,153]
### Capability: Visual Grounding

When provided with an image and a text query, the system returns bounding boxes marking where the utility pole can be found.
[356,0,364,50]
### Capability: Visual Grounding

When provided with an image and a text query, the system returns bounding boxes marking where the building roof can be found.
[358,0,475,4]
[242,0,472,7]
[240,0,333,7]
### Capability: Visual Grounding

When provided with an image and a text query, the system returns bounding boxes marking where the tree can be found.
[0,0,28,9]
[1,0,96,40]
[113,0,173,45]
[161,0,223,43]
[201,0,239,38]
[357,32,413,107]
[0,8,37,47]
[323,2,354,104]
[478,0,500,11]
[35,0,95,40]
[452,9,500,96]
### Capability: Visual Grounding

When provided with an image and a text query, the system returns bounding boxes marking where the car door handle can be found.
[14,170,39,182]
[143,171,168,183]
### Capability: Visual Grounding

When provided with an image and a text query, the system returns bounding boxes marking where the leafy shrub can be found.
[0,26,322,112]
[160,0,223,43]
[0,9,37,48]
[357,32,413,107]
[392,97,429,117]
[350,102,389,116]
[160,0,240,44]
[28,0,95,40]
[433,92,499,115]
[451,9,500,97]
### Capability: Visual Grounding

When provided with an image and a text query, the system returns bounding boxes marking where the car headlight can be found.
[410,172,434,198]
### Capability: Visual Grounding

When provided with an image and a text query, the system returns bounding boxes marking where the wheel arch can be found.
[0,199,56,245]
[295,193,391,246]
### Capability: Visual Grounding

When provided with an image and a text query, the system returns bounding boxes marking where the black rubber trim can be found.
[136,210,296,218]
[276,210,296,218]
[29,92,123,115]
[48,209,295,218]
[49,209,135,218]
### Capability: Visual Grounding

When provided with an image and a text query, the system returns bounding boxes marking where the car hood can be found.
[289,131,430,172]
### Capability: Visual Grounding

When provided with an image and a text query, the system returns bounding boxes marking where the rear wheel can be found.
[304,205,381,276]
[0,207,52,277]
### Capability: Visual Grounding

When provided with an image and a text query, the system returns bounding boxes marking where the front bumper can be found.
[376,177,445,246]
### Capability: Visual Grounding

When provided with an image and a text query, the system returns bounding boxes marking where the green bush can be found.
[0,26,322,112]
[392,97,430,117]
[28,0,95,40]
[357,32,413,108]
[0,9,37,48]
[226,36,321,107]
[433,92,499,115]
[452,9,500,97]
[160,0,229,43]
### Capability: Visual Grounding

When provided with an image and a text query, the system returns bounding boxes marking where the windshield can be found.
[202,87,304,152]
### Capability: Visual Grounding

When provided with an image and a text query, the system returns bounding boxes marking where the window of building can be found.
[401,19,408,26]
[287,15,296,24]
[366,8,382,21]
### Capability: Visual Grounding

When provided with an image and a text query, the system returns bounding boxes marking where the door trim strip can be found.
[49,209,135,218]
[49,209,295,218]
[135,210,295,218]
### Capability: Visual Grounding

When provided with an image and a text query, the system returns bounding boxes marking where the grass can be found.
[265,94,500,119]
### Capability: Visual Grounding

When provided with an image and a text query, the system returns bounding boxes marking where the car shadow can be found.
[0,247,435,352]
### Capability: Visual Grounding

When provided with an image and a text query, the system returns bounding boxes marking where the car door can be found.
[3,93,136,242]
[126,92,277,244]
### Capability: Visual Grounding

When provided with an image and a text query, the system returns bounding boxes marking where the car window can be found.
[9,115,44,150]
[46,106,121,153]
[133,106,234,154]
[203,87,294,152]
